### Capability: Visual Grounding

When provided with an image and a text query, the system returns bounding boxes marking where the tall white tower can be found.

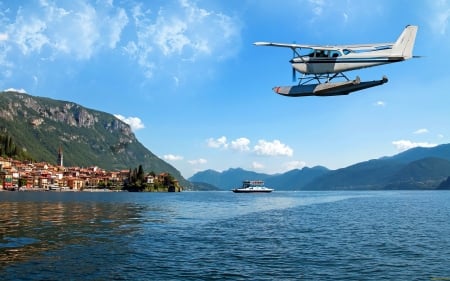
[57,145,63,167]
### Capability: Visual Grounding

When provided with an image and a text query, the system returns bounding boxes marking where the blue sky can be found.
[1,0,449,178]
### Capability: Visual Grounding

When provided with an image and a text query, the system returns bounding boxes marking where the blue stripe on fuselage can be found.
[291,57,404,64]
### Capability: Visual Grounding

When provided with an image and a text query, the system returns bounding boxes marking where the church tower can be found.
[57,145,63,167]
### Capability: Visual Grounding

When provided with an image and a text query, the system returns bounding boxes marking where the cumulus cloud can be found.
[230,137,250,152]
[163,154,184,161]
[253,139,293,157]
[207,136,228,149]
[188,158,207,165]
[4,1,128,60]
[125,0,241,78]
[114,114,145,131]
[0,1,241,83]
[207,136,294,157]
[392,140,437,151]
[252,161,264,170]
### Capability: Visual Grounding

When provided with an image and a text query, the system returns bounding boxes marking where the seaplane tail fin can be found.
[391,25,418,59]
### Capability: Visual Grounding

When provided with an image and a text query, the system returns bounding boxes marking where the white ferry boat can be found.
[232,180,274,193]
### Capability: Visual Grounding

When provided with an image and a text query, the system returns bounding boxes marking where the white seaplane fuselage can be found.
[255,25,418,76]
[291,50,405,75]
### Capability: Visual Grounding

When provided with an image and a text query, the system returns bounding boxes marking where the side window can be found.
[330,51,340,58]
[315,50,326,57]
[342,49,351,55]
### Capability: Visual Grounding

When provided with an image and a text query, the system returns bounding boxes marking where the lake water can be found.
[1,191,450,280]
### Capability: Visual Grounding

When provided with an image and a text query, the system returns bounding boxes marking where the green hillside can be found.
[0,91,190,188]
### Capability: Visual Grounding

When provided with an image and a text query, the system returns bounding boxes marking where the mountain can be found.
[191,144,450,190]
[189,168,272,190]
[389,144,450,163]
[303,158,404,190]
[0,91,190,188]
[385,157,450,189]
[188,166,329,190]
[189,182,222,191]
[264,166,329,190]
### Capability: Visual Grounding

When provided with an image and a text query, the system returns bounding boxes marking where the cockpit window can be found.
[329,50,341,58]
[306,49,343,58]
[316,50,326,57]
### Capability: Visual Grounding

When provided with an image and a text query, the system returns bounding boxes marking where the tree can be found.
[137,165,145,183]
[123,165,145,192]
[0,132,33,160]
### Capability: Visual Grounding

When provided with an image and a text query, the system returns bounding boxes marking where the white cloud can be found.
[392,140,438,151]
[3,88,27,93]
[154,17,190,56]
[4,1,128,60]
[374,101,386,107]
[230,137,250,152]
[163,154,184,161]
[126,0,241,78]
[414,128,429,134]
[207,136,228,149]
[13,17,49,55]
[0,1,240,83]
[207,136,294,157]
[114,114,145,131]
[188,158,207,165]
[252,161,264,170]
[253,139,293,157]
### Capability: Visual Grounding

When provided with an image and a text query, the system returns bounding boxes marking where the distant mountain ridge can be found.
[189,166,330,190]
[189,144,450,190]
[0,91,190,187]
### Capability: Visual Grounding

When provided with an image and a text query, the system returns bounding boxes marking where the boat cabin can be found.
[242,180,265,188]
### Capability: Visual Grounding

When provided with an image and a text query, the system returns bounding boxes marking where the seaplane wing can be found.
[253,42,337,50]
[253,41,394,51]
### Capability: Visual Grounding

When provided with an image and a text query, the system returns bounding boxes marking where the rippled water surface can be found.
[1,191,450,280]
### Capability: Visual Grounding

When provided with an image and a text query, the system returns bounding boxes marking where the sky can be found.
[0,0,450,178]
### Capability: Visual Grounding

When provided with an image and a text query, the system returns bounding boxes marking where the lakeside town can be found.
[0,147,181,192]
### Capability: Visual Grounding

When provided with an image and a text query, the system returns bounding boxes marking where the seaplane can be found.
[254,25,418,97]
